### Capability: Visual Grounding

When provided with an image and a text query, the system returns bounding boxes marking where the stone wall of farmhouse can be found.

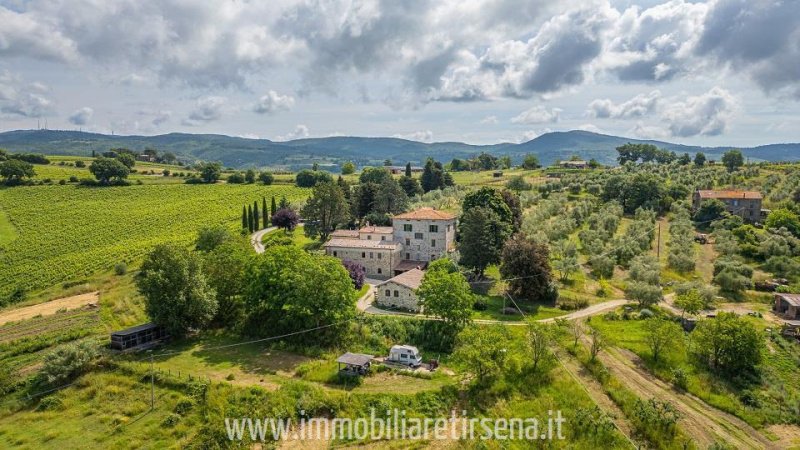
[376,281,420,312]
[392,218,455,261]
[326,246,399,279]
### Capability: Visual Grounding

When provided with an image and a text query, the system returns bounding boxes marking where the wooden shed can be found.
[774,293,800,320]
[336,352,373,376]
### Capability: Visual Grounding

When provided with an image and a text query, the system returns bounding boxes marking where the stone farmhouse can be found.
[692,190,764,223]
[324,207,457,311]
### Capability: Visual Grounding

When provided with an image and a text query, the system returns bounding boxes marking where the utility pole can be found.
[150,352,155,410]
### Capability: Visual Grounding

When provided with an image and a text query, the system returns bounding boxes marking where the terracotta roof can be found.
[359,226,393,234]
[696,190,762,200]
[379,268,425,289]
[392,207,456,221]
[324,238,400,249]
[331,229,359,238]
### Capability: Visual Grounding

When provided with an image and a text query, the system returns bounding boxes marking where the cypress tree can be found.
[405,162,412,177]
[242,205,247,230]
[262,197,268,227]
[247,205,254,232]
[253,201,259,230]
[271,196,277,216]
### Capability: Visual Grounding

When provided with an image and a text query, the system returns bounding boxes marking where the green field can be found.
[0,207,17,248]
[0,184,307,302]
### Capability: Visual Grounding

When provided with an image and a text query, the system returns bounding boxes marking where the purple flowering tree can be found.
[271,208,300,231]
[342,260,366,289]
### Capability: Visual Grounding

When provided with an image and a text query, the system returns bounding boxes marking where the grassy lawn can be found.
[261,227,322,251]
[471,294,566,321]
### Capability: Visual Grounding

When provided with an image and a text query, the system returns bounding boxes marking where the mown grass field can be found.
[0,183,307,303]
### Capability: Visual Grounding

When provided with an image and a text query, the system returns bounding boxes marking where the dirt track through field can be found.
[0,291,99,326]
[597,345,777,449]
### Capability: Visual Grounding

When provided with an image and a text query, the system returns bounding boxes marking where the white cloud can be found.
[393,130,434,143]
[587,90,661,119]
[661,87,737,137]
[68,107,93,125]
[253,90,295,114]
[182,96,226,126]
[0,70,55,118]
[480,115,498,124]
[511,105,561,124]
[276,124,310,141]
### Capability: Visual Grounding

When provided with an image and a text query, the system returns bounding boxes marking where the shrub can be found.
[40,341,98,385]
[671,367,688,390]
[162,413,181,427]
[114,263,127,276]
[472,299,488,311]
[74,160,86,168]
[36,396,65,411]
[69,176,79,183]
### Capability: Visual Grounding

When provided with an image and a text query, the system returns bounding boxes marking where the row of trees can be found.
[616,144,744,173]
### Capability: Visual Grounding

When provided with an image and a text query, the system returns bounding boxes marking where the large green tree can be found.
[453,325,516,385]
[199,162,222,183]
[721,149,744,172]
[374,177,409,215]
[459,206,512,277]
[692,312,763,376]
[0,159,35,182]
[242,246,356,343]
[462,187,513,226]
[89,157,130,184]
[301,181,350,241]
[203,239,250,326]
[136,244,217,337]
[500,234,556,303]
[417,259,473,334]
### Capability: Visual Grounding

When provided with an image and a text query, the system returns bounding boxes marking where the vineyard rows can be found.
[0,183,308,301]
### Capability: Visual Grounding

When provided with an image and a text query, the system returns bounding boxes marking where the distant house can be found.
[136,154,155,162]
[692,190,763,223]
[376,268,425,312]
[559,160,588,169]
[387,165,423,175]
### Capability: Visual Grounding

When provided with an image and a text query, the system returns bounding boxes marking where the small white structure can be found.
[388,345,422,368]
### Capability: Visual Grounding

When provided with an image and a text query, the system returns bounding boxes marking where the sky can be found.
[0,0,798,147]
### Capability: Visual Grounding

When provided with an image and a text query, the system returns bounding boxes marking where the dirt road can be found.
[0,291,99,326]
[598,345,777,449]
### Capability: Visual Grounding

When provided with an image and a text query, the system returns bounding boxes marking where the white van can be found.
[388,345,422,368]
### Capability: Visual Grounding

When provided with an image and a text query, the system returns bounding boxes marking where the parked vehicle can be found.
[388,345,422,368]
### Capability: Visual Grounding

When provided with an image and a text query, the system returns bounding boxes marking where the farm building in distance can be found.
[692,190,764,223]
[559,160,588,169]
[386,165,423,174]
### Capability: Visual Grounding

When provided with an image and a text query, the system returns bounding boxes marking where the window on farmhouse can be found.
[429,225,438,232]
[362,252,366,258]
[394,290,399,297]
[405,238,410,245]
[431,239,436,247]
[385,290,390,297]
[378,253,382,259]
[333,251,337,257]
[378,268,382,274]
[414,233,423,240]
[403,224,412,232]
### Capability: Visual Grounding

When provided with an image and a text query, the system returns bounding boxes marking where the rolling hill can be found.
[0,129,797,170]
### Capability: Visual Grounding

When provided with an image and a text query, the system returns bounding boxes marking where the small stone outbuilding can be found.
[376,268,425,312]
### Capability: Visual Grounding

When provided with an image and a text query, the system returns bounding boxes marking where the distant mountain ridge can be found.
[0,129,797,170]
